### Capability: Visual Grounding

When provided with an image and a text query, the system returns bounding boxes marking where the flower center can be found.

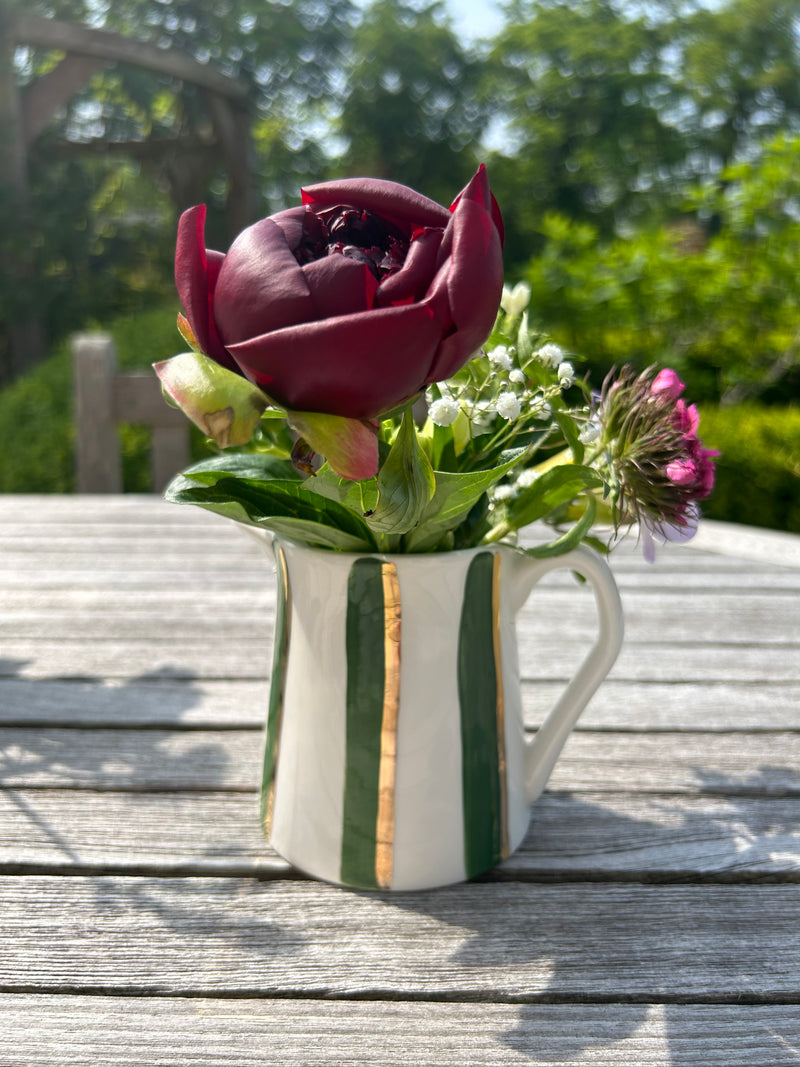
[296,206,409,280]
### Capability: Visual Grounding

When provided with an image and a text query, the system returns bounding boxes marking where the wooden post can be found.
[72,333,122,493]
[73,332,190,493]
[0,20,46,379]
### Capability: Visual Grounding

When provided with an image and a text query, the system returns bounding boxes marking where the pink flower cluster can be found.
[596,364,718,561]
[651,369,717,504]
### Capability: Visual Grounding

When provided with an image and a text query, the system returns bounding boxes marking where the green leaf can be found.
[522,496,598,557]
[554,410,585,464]
[177,452,302,485]
[505,464,604,531]
[165,475,377,551]
[516,311,534,368]
[366,410,436,535]
[451,408,472,457]
[404,446,528,552]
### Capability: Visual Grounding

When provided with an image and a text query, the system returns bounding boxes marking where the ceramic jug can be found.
[261,539,624,891]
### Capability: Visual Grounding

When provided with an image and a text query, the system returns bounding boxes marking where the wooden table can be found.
[1,494,798,1065]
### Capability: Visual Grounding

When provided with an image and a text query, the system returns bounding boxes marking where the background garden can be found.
[1,0,798,531]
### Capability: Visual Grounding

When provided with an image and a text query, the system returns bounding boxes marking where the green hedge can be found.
[0,304,201,493]
[699,405,800,533]
[1,309,799,536]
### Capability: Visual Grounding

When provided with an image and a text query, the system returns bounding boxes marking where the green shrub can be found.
[0,303,205,493]
[2,307,799,536]
[699,405,800,533]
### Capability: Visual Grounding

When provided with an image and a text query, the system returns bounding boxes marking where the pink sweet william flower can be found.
[595,366,718,558]
[650,368,685,402]
[174,166,504,420]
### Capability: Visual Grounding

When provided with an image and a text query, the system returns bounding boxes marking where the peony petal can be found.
[423,194,504,383]
[301,177,450,232]
[449,164,505,245]
[153,351,269,448]
[174,206,236,369]
[285,410,379,480]
[374,227,443,307]
[214,218,314,345]
[302,254,380,319]
[228,302,444,418]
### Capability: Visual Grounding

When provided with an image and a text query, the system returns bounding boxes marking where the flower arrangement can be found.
[155,167,716,560]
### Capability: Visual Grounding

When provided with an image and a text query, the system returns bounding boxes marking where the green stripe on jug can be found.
[260,544,290,831]
[458,551,504,879]
[340,557,387,889]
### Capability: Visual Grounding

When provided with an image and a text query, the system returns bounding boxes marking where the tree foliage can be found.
[2,0,800,410]
[523,134,800,405]
[337,0,486,203]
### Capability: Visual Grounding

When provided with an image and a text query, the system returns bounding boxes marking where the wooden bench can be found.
[72,332,190,492]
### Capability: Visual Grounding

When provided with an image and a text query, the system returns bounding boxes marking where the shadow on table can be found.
[387,768,800,1065]
[0,664,300,979]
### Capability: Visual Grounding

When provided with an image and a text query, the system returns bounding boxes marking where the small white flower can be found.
[428,397,460,427]
[509,368,526,384]
[558,361,575,388]
[534,342,564,367]
[579,420,601,444]
[501,281,531,317]
[491,483,518,502]
[496,391,522,421]
[516,467,540,488]
[489,345,513,370]
[530,397,552,420]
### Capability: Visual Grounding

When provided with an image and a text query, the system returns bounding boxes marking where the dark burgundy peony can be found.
[174,166,504,419]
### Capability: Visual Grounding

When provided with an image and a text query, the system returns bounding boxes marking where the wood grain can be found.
[1,877,799,999]
[0,996,798,1067]
[2,495,798,1067]
[2,726,798,793]
[1,789,797,879]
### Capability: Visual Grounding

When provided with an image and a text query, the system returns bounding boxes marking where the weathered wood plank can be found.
[1,996,798,1067]
[1,586,797,646]
[4,494,799,568]
[2,636,796,683]
[1,789,797,879]
[1,676,798,731]
[1,877,799,999]
[1,727,798,794]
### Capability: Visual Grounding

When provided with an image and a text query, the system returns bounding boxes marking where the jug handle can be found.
[518,544,624,805]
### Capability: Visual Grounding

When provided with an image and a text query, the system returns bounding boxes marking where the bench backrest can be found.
[73,333,190,492]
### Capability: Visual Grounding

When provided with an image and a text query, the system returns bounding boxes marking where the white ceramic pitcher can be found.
[261,539,624,891]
